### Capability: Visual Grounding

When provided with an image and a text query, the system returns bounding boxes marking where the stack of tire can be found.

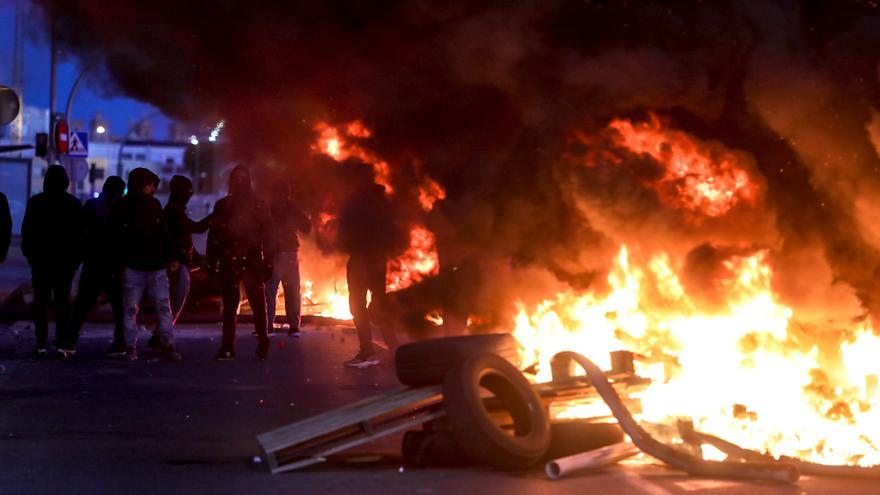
[396,334,549,469]
[397,334,625,470]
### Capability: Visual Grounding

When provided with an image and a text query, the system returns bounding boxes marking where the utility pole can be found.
[11,0,25,143]
[48,8,58,163]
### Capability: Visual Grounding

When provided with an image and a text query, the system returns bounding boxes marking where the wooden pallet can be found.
[257,375,648,473]
[257,385,444,473]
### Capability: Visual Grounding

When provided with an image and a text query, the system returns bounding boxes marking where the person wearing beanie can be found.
[21,165,84,358]
[109,167,179,361]
[69,176,127,357]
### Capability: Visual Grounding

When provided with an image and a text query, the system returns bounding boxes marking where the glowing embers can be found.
[513,246,879,466]
[607,116,758,218]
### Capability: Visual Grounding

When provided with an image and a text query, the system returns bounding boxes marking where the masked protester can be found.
[0,192,11,263]
[264,181,310,337]
[69,176,126,356]
[339,178,400,368]
[21,165,83,358]
[110,167,179,361]
[152,175,209,334]
[205,164,273,361]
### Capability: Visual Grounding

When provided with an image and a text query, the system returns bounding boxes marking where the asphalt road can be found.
[0,321,876,495]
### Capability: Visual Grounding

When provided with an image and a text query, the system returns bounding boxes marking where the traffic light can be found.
[35,133,48,158]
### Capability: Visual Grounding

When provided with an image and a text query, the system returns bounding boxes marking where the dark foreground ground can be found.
[0,321,877,495]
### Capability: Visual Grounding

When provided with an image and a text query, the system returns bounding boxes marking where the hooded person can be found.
[264,179,310,337]
[205,164,273,360]
[338,166,401,368]
[157,175,210,327]
[21,165,84,358]
[108,167,180,361]
[69,176,126,356]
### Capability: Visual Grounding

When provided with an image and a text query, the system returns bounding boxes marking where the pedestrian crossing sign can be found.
[68,131,89,157]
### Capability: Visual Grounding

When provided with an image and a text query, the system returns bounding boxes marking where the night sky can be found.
[0,0,171,138]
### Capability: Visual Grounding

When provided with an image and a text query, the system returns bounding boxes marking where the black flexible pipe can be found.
[552,351,800,483]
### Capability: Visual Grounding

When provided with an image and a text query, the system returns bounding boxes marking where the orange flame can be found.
[418,177,446,211]
[387,225,440,292]
[313,120,394,194]
[608,115,758,217]
[514,247,880,466]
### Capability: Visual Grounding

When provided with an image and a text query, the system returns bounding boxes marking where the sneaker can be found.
[156,344,182,361]
[344,354,380,368]
[214,348,236,361]
[121,347,138,361]
[256,339,270,361]
[56,348,77,360]
[105,341,128,357]
[252,328,276,337]
[31,348,49,359]
[146,333,164,350]
[288,327,301,338]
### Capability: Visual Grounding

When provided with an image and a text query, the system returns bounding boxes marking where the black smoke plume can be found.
[31,0,880,330]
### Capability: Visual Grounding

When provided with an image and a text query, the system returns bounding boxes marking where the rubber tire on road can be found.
[401,430,469,468]
[395,333,520,387]
[442,353,550,469]
[542,420,624,460]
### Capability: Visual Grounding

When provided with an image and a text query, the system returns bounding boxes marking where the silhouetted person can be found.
[21,165,83,358]
[70,176,126,356]
[0,192,11,263]
[206,164,272,361]
[264,181,310,336]
[340,179,399,368]
[110,168,179,361]
[163,175,210,324]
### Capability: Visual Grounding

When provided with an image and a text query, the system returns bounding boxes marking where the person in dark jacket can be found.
[339,176,399,368]
[0,192,12,263]
[163,175,210,323]
[206,164,272,361]
[110,167,179,361]
[69,176,126,356]
[21,165,83,358]
[264,181,310,337]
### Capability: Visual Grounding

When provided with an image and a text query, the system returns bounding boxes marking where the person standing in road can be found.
[143,175,209,353]
[21,165,83,358]
[70,176,127,356]
[339,170,400,368]
[264,181,310,337]
[205,164,273,361]
[0,191,12,264]
[110,167,179,361]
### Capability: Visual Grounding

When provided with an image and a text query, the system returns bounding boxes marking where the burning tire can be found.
[395,333,520,387]
[442,353,550,469]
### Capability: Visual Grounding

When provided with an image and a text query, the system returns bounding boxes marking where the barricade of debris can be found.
[256,333,880,482]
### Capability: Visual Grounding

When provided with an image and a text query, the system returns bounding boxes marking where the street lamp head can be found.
[190,135,199,146]
[96,125,106,134]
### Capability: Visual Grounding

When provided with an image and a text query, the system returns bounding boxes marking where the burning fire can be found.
[296,121,442,317]
[313,120,394,194]
[514,246,880,466]
[607,115,758,218]
[387,226,440,292]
